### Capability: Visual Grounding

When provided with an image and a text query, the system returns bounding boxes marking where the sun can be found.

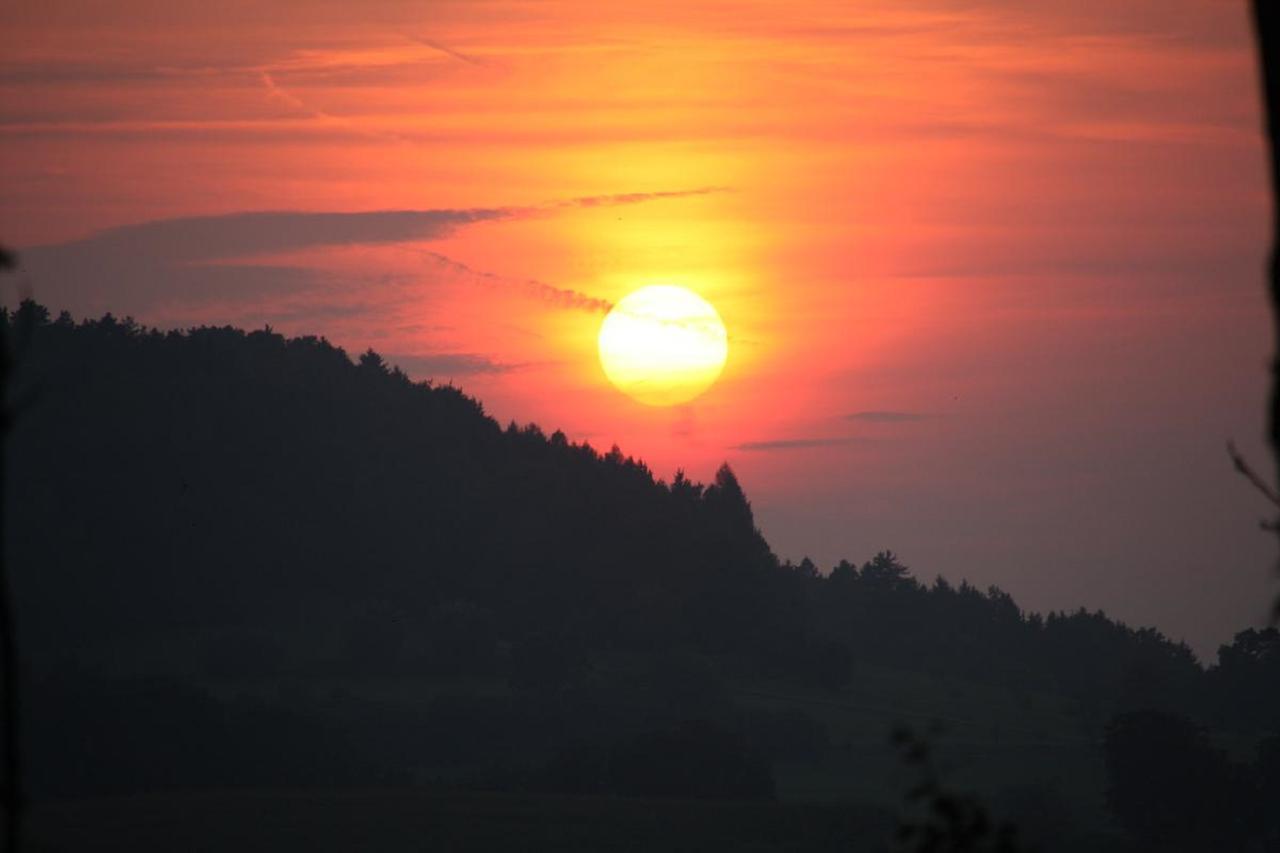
[597,284,729,406]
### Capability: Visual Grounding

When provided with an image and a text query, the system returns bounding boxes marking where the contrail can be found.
[560,187,728,208]
[416,250,614,313]
[405,34,486,67]
[259,70,410,145]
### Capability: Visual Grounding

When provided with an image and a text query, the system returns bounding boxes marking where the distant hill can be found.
[4,302,1278,847]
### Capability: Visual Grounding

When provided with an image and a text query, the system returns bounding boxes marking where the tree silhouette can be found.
[1103,710,1255,852]
[0,246,20,853]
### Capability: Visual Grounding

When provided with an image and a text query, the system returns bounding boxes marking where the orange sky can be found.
[1,0,1273,657]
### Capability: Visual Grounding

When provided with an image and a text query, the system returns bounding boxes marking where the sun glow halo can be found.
[597,285,729,406]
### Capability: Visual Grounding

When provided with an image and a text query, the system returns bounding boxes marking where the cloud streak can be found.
[404,35,487,67]
[16,188,712,319]
[259,70,414,145]
[22,187,721,263]
[25,208,514,267]
[736,412,933,453]
[561,187,726,208]
[415,251,613,313]
[733,437,874,452]
[846,410,932,423]
[389,352,515,378]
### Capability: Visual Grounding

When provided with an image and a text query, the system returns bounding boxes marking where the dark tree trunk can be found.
[1256,5,1280,474]
[1254,4,1280,618]
[1259,6,1280,471]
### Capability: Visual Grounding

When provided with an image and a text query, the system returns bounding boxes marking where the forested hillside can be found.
[6,302,1279,849]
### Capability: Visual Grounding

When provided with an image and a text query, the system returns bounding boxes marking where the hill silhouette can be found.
[8,301,782,649]
[5,301,1279,849]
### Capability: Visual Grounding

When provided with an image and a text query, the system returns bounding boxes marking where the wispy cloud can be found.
[414,251,613,313]
[735,412,932,452]
[389,352,515,378]
[259,70,329,119]
[562,187,726,208]
[17,189,708,318]
[259,70,412,145]
[25,208,514,266]
[22,187,720,262]
[733,437,873,452]
[846,410,932,423]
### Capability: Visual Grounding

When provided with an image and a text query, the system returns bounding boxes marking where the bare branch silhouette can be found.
[1227,441,1280,532]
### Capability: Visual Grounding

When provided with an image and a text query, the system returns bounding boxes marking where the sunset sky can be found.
[1,0,1273,657]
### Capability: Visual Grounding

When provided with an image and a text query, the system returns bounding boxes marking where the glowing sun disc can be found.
[597,285,729,406]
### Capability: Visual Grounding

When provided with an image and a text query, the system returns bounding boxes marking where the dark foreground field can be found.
[26,789,895,853]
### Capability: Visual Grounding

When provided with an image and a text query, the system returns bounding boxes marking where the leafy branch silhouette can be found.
[892,725,1033,853]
